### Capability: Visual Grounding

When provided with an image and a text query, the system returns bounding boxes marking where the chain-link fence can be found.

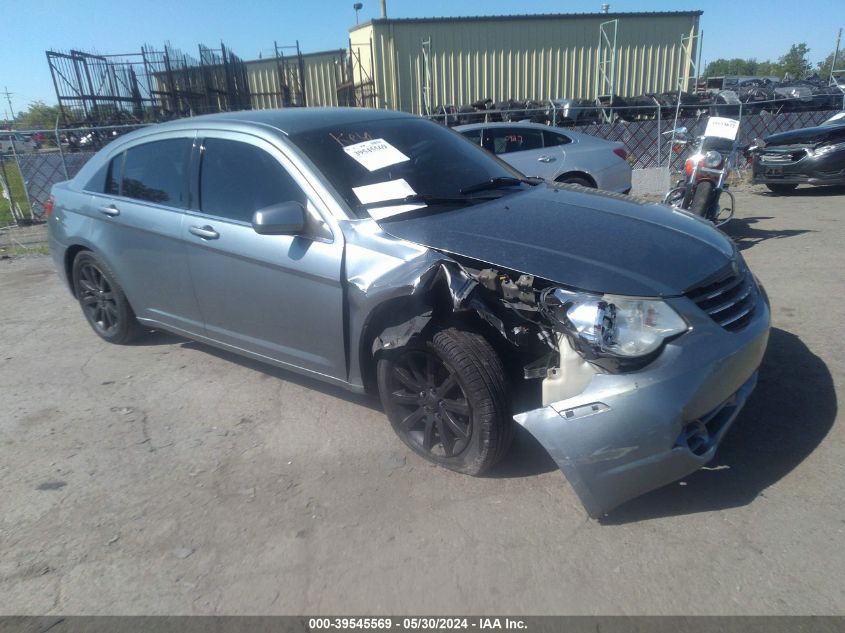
[428,98,841,170]
[1,99,840,229]
[0,124,149,228]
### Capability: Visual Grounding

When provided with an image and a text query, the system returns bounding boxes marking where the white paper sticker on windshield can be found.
[352,178,424,220]
[704,117,740,140]
[343,138,410,172]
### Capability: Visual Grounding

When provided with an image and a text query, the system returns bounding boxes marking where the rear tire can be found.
[377,327,513,475]
[72,251,143,344]
[689,181,714,217]
[766,183,798,195]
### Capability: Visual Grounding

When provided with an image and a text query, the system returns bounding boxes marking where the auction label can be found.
[343,138,410,171]
[704,117,740,140]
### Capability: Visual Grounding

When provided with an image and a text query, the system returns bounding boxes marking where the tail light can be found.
[684,159,695,177]
[45,195,55,218]
[613,147,628,160]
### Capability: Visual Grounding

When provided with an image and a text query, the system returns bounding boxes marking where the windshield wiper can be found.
[458,176,542,195]
[363,192,500,210]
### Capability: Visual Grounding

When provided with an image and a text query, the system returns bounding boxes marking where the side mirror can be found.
[252,201,306,235]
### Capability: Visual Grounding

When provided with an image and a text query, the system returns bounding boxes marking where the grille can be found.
[760,149,807,164]
[686,266,757,332]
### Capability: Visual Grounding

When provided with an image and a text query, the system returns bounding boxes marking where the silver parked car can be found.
[0,132,37,154]
[456,121,632,193]
[47,108,769,517]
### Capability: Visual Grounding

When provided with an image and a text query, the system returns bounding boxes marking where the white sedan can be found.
[456,121,632,194]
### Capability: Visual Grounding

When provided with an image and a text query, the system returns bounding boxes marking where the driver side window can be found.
[199,138,306,224]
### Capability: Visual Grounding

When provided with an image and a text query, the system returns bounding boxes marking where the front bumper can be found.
[752,148,845,186]
[514,290,770,518]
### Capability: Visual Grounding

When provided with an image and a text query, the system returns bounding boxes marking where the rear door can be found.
[482,126,552,177]
[182,132,346,380]
[541,129,573,176]
[83,133,204,334]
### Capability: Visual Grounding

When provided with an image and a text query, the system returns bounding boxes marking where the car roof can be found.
[140,107,417,136]
[453,121,618,145]
[455,121,556,132]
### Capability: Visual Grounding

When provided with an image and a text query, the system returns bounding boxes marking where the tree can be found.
[703,43,817,81]
[14,101,62,130]
[777,43,813,79]
[704,58,761,77]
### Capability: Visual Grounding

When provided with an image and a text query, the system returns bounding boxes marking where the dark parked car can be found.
[46,108,770,517]
[751,114,845,193]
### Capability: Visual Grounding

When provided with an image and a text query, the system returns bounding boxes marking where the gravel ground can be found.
[0,186,843,615]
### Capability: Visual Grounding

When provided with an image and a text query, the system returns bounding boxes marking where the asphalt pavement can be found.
[0,186,843,615]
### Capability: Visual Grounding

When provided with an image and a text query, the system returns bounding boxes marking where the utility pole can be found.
[830,28,842,85]
[2,87,14,124]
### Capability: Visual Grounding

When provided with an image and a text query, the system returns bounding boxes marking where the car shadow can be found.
[722,216,814,251]
[129,329,383,412]
[129,330,188,347]
[601,327,836,524]
[758,184,845,197]
[485,426,560,478]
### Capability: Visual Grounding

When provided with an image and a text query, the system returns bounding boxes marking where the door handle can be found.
[537,155,557,163]
[189,225,220,240]
[98,204,120,217]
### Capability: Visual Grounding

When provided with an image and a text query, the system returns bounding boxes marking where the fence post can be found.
[656,104,662,167]
[55,115,69,181]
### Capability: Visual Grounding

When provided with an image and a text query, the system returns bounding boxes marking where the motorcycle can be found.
[662,117,741,226]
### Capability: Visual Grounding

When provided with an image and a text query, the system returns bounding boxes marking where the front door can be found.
[182,133,347,381]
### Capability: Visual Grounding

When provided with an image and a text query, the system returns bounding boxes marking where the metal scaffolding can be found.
[595,19,619,123]
[46,41,304,127]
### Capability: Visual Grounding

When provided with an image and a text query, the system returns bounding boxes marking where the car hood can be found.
[376,184,736,297]
[764,123,845,147]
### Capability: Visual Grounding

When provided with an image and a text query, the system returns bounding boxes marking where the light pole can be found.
[353,3,363,24]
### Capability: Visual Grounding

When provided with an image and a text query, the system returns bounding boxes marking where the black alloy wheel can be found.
[377,328,513,475]
[385,348,473,459]
[72,251,143,344]
[77,261,120,336]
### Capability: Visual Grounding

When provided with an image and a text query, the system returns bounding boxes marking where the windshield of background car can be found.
[287,117,522,219]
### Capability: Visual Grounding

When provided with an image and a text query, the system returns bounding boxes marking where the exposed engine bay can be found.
[456,260,599,407]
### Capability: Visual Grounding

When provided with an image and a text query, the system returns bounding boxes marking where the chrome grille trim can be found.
[685,265,757,332]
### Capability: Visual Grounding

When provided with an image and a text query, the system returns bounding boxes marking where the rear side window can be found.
[199,138,306,224]
[543,131,572,147]
[460,129,483,146]
[120,139,192,207]
[84,156,120,195]
[484,128,543,155]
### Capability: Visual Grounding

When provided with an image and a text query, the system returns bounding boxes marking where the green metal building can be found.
[348,11,702,114]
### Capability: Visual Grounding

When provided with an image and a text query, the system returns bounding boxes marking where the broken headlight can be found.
[542,288,688,365]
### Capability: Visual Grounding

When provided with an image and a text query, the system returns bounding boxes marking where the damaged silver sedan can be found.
[47,108,770,517]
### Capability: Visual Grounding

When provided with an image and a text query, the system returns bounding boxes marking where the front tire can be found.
[689,180,714,217]
[377,328,513,475]
[766,183,798,195]
[72,251,143,344]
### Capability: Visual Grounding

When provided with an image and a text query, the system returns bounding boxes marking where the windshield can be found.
[287,117,524,219]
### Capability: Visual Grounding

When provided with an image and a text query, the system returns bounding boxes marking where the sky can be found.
[0,0,842,117]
